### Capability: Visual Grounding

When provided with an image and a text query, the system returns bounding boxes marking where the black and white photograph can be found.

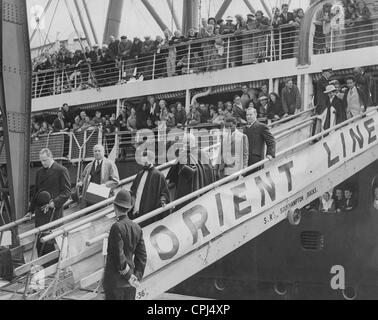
[0,0,378,305]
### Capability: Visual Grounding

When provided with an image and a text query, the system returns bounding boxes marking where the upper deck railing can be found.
[32,24,300,99]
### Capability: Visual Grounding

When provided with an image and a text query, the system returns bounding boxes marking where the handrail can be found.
[18,159,177,240]
[18,108,313,240]
[32,22,300,76]
[41,107,378,244]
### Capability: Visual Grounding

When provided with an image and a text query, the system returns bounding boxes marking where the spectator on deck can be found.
[187,104,201,126]
[319,192,336,213]
[353,67,376,107]
[281,79,302,116]
[108,36,119,61]
[241,84,254,109]
[232,95,247,124]
[118,35,132,61]
[199,103,210,123]
[62,103,74,129]
[126,108,137,132]
[334,187,345,212]
[209,106,224,125]
[92,111,105,127]
[175,102,187,128]
[343,188,357,211]
[257,96,269,120]
[294,8,305,27]
[280,3,296,58]
[355,0,372,48]
[53,110,69,133]
[345,3,358,49]
[268,93,284,121]
[73,116,83,132]
[343,76,366,119]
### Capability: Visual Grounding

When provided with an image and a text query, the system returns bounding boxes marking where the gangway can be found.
[0,112,322,295]
[39,107,378,300]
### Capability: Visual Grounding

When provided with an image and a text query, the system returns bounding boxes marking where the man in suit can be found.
[77,144,120,207]
[103,189,147,300]
[315,69,333,114]
[244,108,276,170]
[279,3,295,59]
[130,150,170,227]
[30,148,71,256]
[216,116,249,179]
[53,110,69,133]
[281,79,302,116]
[343,76,367,119]
[343,188,357,212]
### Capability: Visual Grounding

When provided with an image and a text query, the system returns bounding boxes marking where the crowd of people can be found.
[314,0,374,54]
[314,66,376,131]
[31,78,303,144]
[32,4,306,97]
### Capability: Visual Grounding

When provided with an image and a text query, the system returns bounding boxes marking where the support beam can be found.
[73,0,92,48]
[215,0,233,21]
[166,0,181,31]
[141,0,168,33]
[182,0,199,36]
[260,0,273,19]
[0,0,32,221]
[103,0,125,43]
[242,0,256,14]
[82,0,99,45]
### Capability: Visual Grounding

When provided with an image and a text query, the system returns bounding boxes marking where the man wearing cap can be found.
[221,16,236,35]
[118,36,132,61]
[103,189,147,300]
[77,144,119,207]
[130,150,169,227]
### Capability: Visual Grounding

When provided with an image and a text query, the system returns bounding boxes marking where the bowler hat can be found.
[114,189,133,209]
[35,191,52,207]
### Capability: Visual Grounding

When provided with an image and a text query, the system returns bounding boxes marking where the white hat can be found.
[324,85,337,94]
[258,96,268,101]
[226,16,234,21]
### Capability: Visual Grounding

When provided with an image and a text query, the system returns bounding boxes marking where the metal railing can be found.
[16,108,316,242]
[313,15,378,55]
[39,106,378,245]
[32,25,300,99]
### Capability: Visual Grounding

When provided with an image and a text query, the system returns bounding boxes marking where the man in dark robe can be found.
[130,151,170,227]
[315,69,333,114]
[30,148,71,258]
[167,134,214,209]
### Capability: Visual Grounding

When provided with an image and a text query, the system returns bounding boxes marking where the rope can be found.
[42,0,60,49]
[63,0,98,89]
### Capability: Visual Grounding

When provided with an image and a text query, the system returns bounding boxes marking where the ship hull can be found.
[172,159,378,300]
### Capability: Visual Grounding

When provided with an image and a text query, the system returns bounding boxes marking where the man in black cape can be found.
[167,133,214,209]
